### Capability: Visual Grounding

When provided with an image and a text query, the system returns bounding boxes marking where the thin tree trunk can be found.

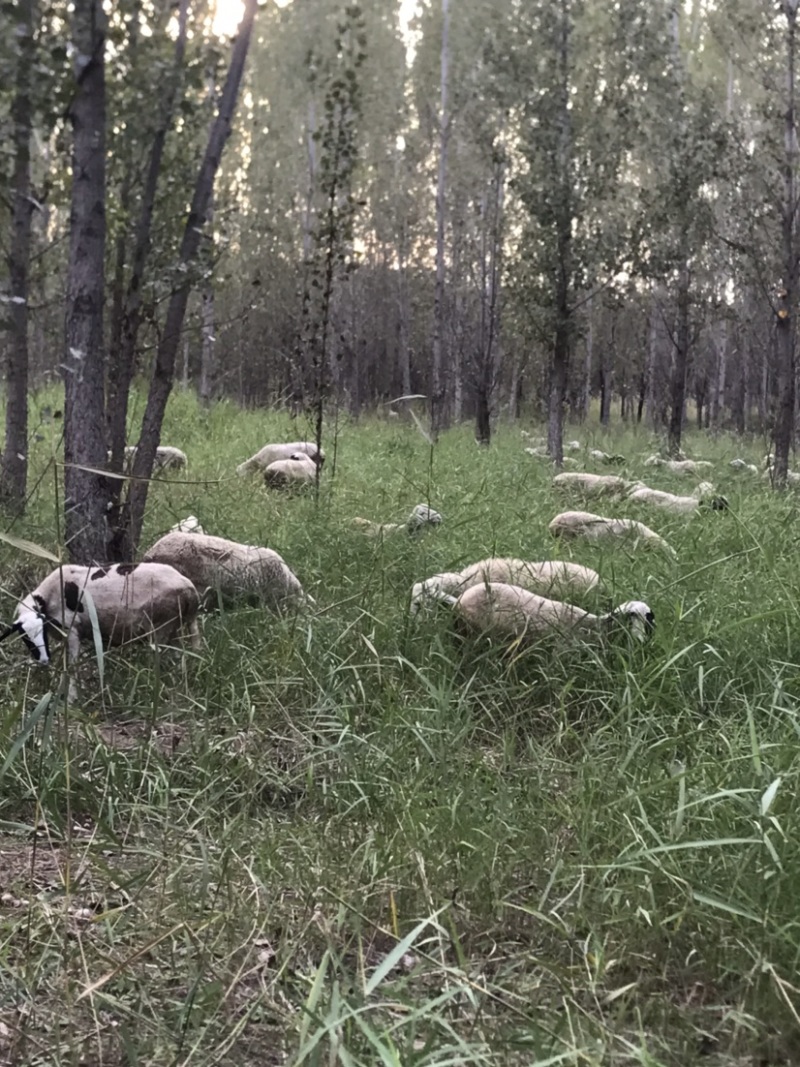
[106,0,189,498]
[668,254,691,455]
[0,0,35,509]
[774,0,796,494]
[396,227,411,396]
[582,295,593,420]
[546,0,572,468]
[63,0,112,564]
[198,197,216,407]
[430,0,449,439]
[122,0,258,555]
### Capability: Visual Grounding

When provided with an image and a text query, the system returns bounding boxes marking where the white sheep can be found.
[170,515,205,534]
[567,440,582,451]
[643,455,713,475]
[410,558,600,615]
[729,458,758,475]
[524,449,579,469]
[589,449,626,465]
[627,483,728,514]
[552,472,635,499]
[0,563,201,698]
[761,454,800,485]
[549,510,677,558]
[236,441,324,476]
[142,532,309,611]
[263,453,317,490]
[442,582,654,644]
[120,445,188,472]
[352,503,442,539]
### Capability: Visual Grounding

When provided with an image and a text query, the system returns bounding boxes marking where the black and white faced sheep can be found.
[0,563,201,697]
[236,442,324,477]
[548,510,677,559]
[627,483,728,514]
[410,559,600,615]
[444,582,655,644]
[352,503,443,539]
[141,532,310,612]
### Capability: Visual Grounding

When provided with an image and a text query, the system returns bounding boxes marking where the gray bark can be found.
[430,0,449,439]
[0,0,36,508]
[106,0,189,491]
[63,0,112,564]
[546,0,572,468]
[123,0,259,555]
[774,0,798,487]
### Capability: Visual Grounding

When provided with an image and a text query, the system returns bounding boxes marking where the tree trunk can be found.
[63,0,113,564]
[121,0,258,556]
[0,0,35,509]
[430,0,449,440]
[106,0,189,507]
[774,0,795,499]
[396,228,411,396]
[198,197,216,408]
[546,0,572,468]
[667,254,690,456]
[582,295,593,420]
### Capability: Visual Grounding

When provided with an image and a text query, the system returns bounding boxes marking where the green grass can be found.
[1,388,800,1064]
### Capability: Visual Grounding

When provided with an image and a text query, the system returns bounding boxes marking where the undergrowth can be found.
[0,389,798,1065]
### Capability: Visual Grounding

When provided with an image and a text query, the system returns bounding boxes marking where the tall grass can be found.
[0,389,799,1064]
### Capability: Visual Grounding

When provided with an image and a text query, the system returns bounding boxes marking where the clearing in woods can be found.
[0,390,798,1065]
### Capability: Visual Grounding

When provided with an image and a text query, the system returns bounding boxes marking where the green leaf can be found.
[0,531,60,563]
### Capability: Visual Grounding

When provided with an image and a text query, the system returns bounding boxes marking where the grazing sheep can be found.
[411,559,600,616]
[237,441,324,476]
[0,563,201,699]
[628,483,728,514]
[263,453,317,490]
[142,532,309,611]
[170,515,204,534]
[761,454,800,485]
[644,455,713,475]
[729,458,759,475]
[352,503,442,539]
[521,431,545,446]
[443,582,654,644]
[589,449,626,465]
[122,445,187,472]
[525,449,579,469]
[552,472,635,499]
[567,440,582,452]
[549,510,677,558]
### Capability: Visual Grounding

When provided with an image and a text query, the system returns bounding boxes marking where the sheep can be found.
[0,563,201,698]
[117,445,188,472]
[352,503,442,539]
[589,449,627,465]
[410,559,600,616]
[236,441,324,476]
[729,458,759,475]
[549,510,677,558]
[761,454,800,485]
[567,440,582,452]
[643,455,713,475]
[170,515,204,534]
[524,449,579,469]
[142,532,309,611]
[263,453,317,490]
[627,483,728,514]
[442,582,654,644]
[552,472,635,499]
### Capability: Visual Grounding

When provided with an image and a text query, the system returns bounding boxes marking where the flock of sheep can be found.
[0,430,761,700]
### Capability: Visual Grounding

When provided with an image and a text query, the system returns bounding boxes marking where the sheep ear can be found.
[0,621,23,643]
